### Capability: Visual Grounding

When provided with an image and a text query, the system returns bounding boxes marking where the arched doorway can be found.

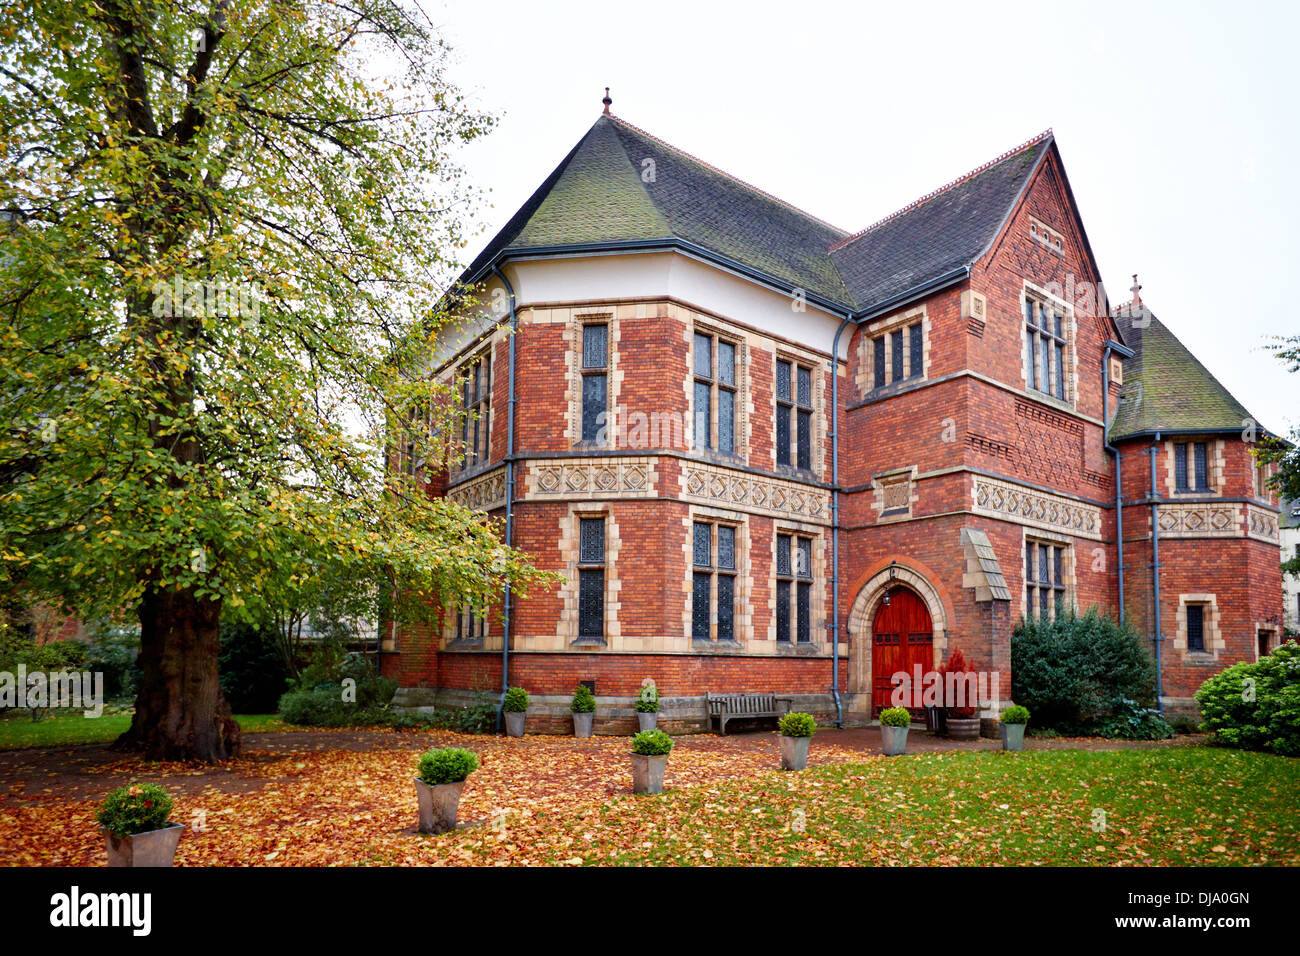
[871,586,933,713]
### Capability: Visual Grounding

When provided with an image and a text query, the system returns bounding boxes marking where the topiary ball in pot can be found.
[630,729,673,794]
[97,782,183,867]
[414,747,479,834]
[878,706,911,757]
[571,684,596,738]
[503,687,529,737]
[777,712,816,770]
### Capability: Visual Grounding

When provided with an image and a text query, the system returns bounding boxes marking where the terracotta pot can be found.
[779,734,811,770]
[102,822,184,868]
[414,778,465,834]
[630,753,668,794]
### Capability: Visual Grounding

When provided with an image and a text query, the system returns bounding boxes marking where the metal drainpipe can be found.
[829,314,853,729]
[493,264,520,732]
[1147,433,1164,712]
[1102,345,1125,624]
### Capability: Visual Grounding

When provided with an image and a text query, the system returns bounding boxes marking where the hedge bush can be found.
[417,747,479,785]
[570,684,596,713]
[1011,609,1158,735]
[1195,642,1300,756]
[219,620,290,713]
[97,782,173,837]
[631,728,673,755]
[778,712,816,737]
[879,706,911,727]
[1000,704,1030,725]
[503,687,529,713]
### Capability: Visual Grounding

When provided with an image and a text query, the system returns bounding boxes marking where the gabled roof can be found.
[829,133,1052,311]
[464,114,853,306]
[464,115,1064,315]
[1109,304,1259,441]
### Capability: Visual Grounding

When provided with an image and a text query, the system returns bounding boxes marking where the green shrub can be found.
[97,782,173,837]
[503,687,529,713]
[1093,697,1174,740]
[417,747,479,785]
[83,625,140,699]
[635,684,659,713]
[1011,609,1157,733]
[219,620,291,713]
[570,684,596,713]
[1001,704,1030,725]
[1195,642,1300,756]
[631,728,673,755]
[880,706,911,727]
[778,712,816,737]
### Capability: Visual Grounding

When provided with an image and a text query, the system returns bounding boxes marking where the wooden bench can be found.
[706,692,792,735]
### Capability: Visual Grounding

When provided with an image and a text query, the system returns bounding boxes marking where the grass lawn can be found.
[438,747,1299,867]
[0,711,286,749]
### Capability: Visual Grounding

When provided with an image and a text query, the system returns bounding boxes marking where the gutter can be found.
[1101,339,1135,625]
[492,264,521,733]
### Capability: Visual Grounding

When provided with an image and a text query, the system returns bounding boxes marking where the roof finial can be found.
[1130,273,1142,306]
[601,87,612,115]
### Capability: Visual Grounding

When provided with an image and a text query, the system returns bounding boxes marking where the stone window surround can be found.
[565,311,622,448]
[1255,622,1278,660]
[1174,593,1223,661]
[767,518,827,649]
[858,304,930,394]
[771,345,829,480]
[558,504,622,646]
[1162,438,1225,498]
[688,319,751,463]
[1029,215,1066,256]
[680,504,754,647]
[1020,527,1076,622]
[1019,280,1078,408]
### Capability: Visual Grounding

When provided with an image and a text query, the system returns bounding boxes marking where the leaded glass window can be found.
[581,324,607,444]
[694,331,738,456]
[776,532,815,643]
[692,520,738,642]
[577,517,605,640]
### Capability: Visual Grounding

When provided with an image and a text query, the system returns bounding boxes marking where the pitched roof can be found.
[829,134,1052,311]
[1109,305,1259,440]
[464,114,853,305]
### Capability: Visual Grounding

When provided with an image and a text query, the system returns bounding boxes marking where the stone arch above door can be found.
[846,563,949,705]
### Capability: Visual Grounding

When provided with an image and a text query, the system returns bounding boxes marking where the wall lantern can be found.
[882,560,898,607]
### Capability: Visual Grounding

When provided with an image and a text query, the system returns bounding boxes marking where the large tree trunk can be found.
[115,585,240,761]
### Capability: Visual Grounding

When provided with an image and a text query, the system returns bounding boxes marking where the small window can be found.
[694,332,738,455]
[456,606,486,642]
[577,517,605,640]
[459,353,491,470]
[1025,540,1067,620]
[1175,442,1210,493]
[580,324,608,444]
[870,321,923,390]
[692,521,737,641]
[775,532,814,643]
[908,323,923,379]
[775,359,813,471]
[1186,603,1205,652]
[1024,296,1068,401]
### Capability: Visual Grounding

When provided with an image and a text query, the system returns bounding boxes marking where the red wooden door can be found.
[872,586,934,713]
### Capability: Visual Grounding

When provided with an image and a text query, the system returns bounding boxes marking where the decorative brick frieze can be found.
[446,465,507,512]
[1156,502,1241,538]
[524,456,657,499]
[1246,504,1280,543]
[971,475,1102,540]
[680,461,830,525]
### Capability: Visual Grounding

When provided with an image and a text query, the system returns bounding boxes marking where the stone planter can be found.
[779,734,812,771]
[573,711,594,738]
[102,822,184,868]
[504,711,526,737]
[630,752,668,794]
[945,716,981,740]
[637,711,658,732]
[414,778,465,834]
[1001,722,1026,751]
[880,724,909,756]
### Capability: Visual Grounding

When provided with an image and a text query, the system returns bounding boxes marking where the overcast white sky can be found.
[427,0,1297,435]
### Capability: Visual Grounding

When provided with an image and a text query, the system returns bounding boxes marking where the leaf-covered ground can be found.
[1,729,1294,866]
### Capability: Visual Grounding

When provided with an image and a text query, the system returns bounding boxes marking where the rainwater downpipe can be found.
[1101,341,1130,625]
[829,314,854,729]
[493,263,520,733]
[1147,432,1165,712]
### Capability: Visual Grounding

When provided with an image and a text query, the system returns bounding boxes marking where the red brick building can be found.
[381,104,1284,729]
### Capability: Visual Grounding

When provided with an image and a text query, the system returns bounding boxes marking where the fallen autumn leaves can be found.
[2,729,1296,866]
